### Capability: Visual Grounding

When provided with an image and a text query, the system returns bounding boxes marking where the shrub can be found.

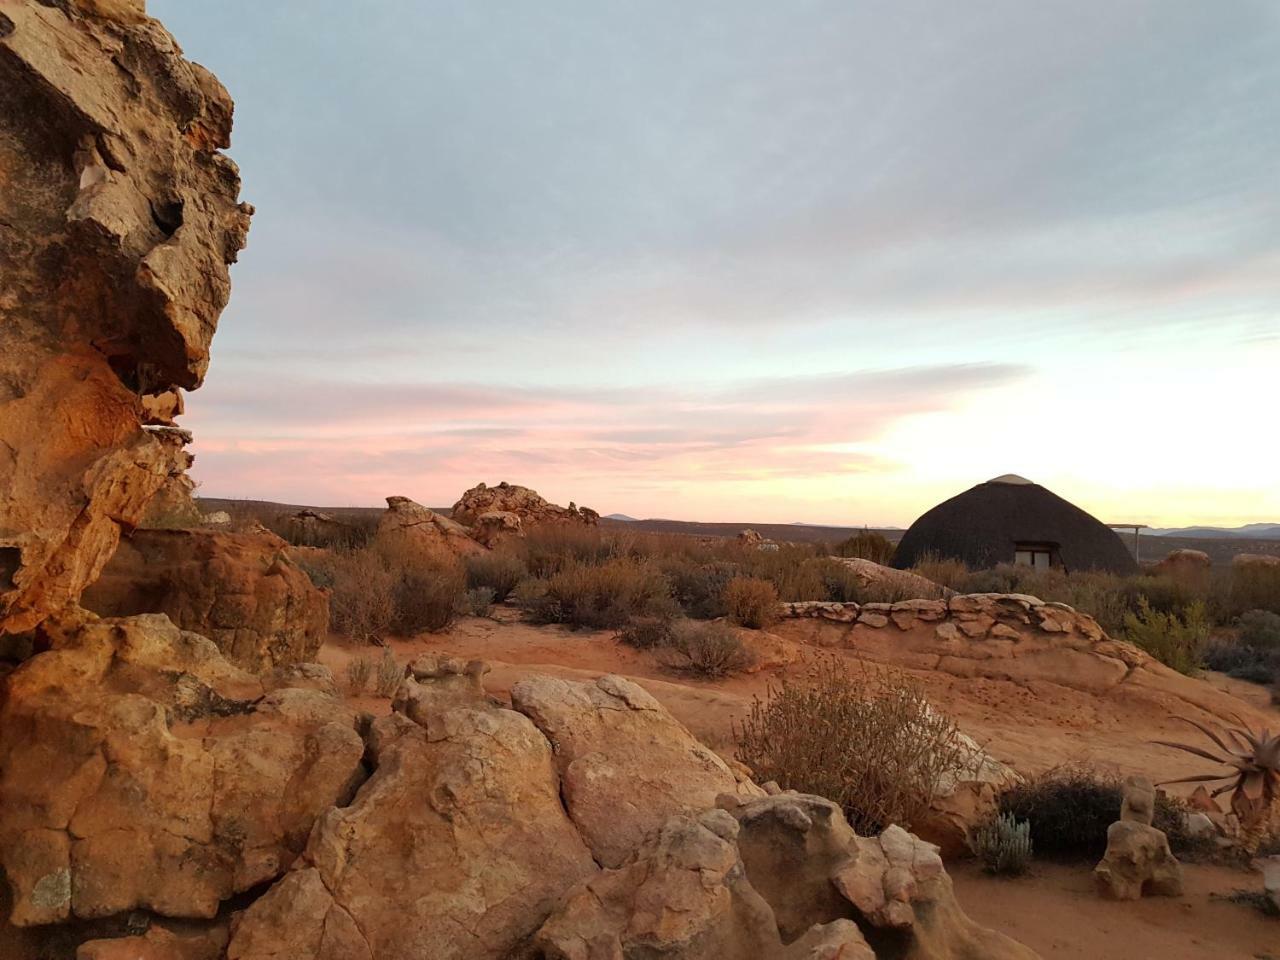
[345,655,373,695]
[464,552,527,602]
[465,586,497,618]
[835,530,895,564]
[1122,597,1209,675]
[910,552,969,591]
[1230,562,1280,616]
[1239,609,1280,650]
[735,659,975,835]
[510,577,550,610]
[722,576,779,629]
[972,813,1033,876]
[616,615,676,650]
[391,558,467,634]
[661,621,754,678]
[374,649,402,697]
[526,559,675,629]
[315,548,397,643]
[660,557,737,619]
[1000,767,1121,859]
[1204,639,1280,686]
[519,524,613,578]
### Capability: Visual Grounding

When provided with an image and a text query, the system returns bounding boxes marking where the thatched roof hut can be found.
[892,475,1137,574]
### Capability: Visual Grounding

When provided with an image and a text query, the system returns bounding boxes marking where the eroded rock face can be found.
[0,2,252,635]
[226,671,597,960]
[375,495,486,561]
[451,481,599,529]
[510,673,765,867]
[81,527,328,672]
[833,558,951,600]
[0,613,364,926]
[1094,777,1182,900]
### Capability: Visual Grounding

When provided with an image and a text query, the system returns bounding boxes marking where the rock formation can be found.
[81,527,328,672]
[1094,776,1183,900]
[833,558,951,600]
[0,1,252,635]
[451,481,599,529]
[0,612,364,926]
[1152,548,1211,584]
[375,495,486,561]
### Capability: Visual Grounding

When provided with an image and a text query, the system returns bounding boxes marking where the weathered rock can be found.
[77,919,230,960]
[470,509,523,547]
[510,674,764,867]
[226,672,597,960]
[832,558,951,600]
[535,808,875,960]
[914,731,1022,858]
[1120,774,1156,824]
[0,613,364,926]
[1152,548,1211,585]
[1260,855,1280,914]
[726,793,1040,959]
[451,481,598,529]
[1233,553,1280,569]
[1094,820,1183,900]
[81,528,328,673]
[375,495,485,560]
[0,2,252,635]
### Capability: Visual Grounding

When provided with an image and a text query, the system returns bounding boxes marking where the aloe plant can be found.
[1155,716,1280,826]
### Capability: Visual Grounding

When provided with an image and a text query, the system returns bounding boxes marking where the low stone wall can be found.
[779,593,1106,643]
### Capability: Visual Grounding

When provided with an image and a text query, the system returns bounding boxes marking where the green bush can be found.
[465,586,497,618]
[1229,562,1280,616]
[374,649,402,697]
[660,557,737,619]
[661,620,754,678]
[999,767,1120,859]
[465,552,527,601]
[722,576,780,629]
[971,813,1033,876]
[1122,597,1209,675]
[1239,609,1280,649]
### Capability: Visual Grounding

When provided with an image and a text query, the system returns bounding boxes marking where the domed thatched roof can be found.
[892,475,1137,574]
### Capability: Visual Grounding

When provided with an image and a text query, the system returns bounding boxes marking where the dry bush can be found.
[345,655,373,695]
[464,551,527,601]
[518,524,614,577]
[526,559,676,629]
[910,551,969,591]
[307,547,396,644]
[374,649,402,697]
[735,659,975,835]
[1122,597,1209,675]
[722,576,779,629]
[392,561,467,634]
[658,557,736,619]
[616,615,675,649]
[661,620,755,678]
[465,586,496,617]
[1230,563,1280,616]
[835,530,895,564]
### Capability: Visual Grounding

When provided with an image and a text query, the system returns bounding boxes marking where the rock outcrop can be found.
[81,528,328,672]
[1152,548,1211,584]
[0,2,252,635]
[451,481,599,529]
[510,674,764,867]
[0,612,364,926]
[226,663,597,960]
[375,496,486,561]
[1094,776,1183,900]
[832,558,951,600]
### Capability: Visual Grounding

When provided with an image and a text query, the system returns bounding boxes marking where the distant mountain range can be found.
[1149,522,1280,540]
[604,513,637,522]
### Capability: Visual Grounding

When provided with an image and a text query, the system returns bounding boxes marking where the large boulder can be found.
[0,2,252,635]
[375,495,485,561]
[1152,548,1211,584]
[81,528,328,672]
[226,665,597,960]
[451,481,599,529]
[0,613,364,926]
[510,674,764,867]
[833,558,951,600]
[1094,776,1182,900]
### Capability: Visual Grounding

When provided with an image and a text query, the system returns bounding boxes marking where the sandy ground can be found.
[318,609,1280,959]
[951,860,1278,960]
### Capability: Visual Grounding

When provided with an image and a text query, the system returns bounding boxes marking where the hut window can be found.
[1014,543,1056,570]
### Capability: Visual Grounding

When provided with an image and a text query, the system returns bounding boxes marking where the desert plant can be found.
[345,655,373,695]
[465,586,496,617]
[510,577,550,610]
[464,552,528,602]
[320,548,397,643]
[374,649,402,697]
[616,614,676,650]
[659,557,737,619]
[1230,562,1280,616]
[392,558,468,634]
[1239,610,1280,650]
[735,659,974,835]
[1123,597,1209,675]
[1204,639,1280,686]
[910,552,969,591]
[661,621,754,678]
[526,559,675,629]
[722,576,780,629]
[1155,716,1280,831]
[971,812,1033,875]
[999,766,1121,859]
[835,530,895,564]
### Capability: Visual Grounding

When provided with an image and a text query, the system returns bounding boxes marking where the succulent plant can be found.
[1155,716,1280,825]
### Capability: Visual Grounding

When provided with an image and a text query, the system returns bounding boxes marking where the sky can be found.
[151,0,1280,528]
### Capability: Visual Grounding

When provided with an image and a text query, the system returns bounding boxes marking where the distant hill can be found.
[1150,523,1280,540]
[605,513,637,522]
